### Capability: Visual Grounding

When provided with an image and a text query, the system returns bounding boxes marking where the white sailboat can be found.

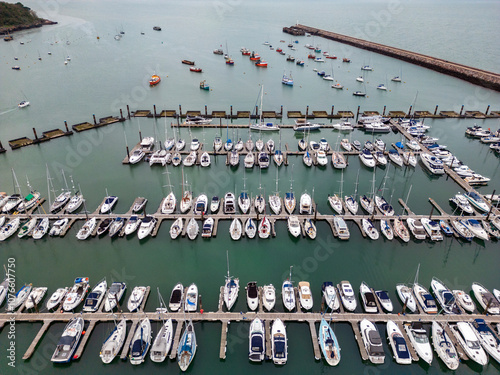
[223,250,239,310]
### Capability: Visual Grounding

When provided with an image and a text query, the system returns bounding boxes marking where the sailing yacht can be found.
[224,251,239,310]
[318,318,341,366]
[150,318,173,363]
[100,319,127,364]
[129,318,151,365]
[282,267,295,311]
[250,86,279,131]
[177,321,197,371]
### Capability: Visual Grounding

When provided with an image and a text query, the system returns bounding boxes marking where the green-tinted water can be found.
[1,1,500,374]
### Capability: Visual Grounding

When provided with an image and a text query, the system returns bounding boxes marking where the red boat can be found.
[189,67,202,73]
[249,52,260,61]
[343,58,351,63]
[149,74,161,86]
[276,48,283,53]
[326,55,337,59]
[225,58,234,65]
[307,54,316,59]
[255,60,267,67]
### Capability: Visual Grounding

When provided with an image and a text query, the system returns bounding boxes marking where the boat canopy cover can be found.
[423,294,437,308]
[248,284,258,298]
[251,335,263,352]
[57,335,76,348]
[274,337,286,357]
[395,142,404,149]
[25,193,34,200]
[365,293,377,306]
[131,339,146,357]
[394,336,410,358]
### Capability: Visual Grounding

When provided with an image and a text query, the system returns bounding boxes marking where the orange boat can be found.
[149,75,161,86]
[249,52,260,61]
[255,60,267,67]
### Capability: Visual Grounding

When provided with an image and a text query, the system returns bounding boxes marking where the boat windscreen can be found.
[443,292,455,306]
[376,291,389,300]
[170,290,182,303]
[248,286,258,298]
[365,293,376,305]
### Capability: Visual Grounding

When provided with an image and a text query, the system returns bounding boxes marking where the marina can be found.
[1,0,500,374]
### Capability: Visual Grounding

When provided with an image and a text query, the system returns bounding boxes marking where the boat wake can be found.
[0,108,17,116]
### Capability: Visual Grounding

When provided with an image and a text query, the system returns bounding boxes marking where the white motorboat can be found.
[49,218,70,237]
[82,278,107,312]
[338,280,356,311]
[373,151,387,166]
[193,194,208,215]
[1,194,22,213]
[333,216,350,240]
[104,281,127,312]
[50,191,71,213]
[161,192,176,214]
[244,152,254,168]
[46,287,69,311]
[403,151,417,167]
[63,277,90,311]
[210,196,220,213]
[51,317,84,363]
[413,283,438,314]
[421,218,443,241]
[360,281,378,313]
[360,319,385,364]
[393,217,410,242]
[387,320,412,365]
[298,281,313,310]
[431,277,461,314]
[472,282,499,314]
[129,149,145,164]
[190,138,200,151]
[168,283,184,312]
[316,150,328,166]
[201,217,214,238]
[359,148,376,168]
[257,216,270,239]
[127,286,147,312]
[449,193,474,214]
[362,218,379,240]
[432,321,459,370]
[407,218,427,240]
[420,153,444,175]
[340,138,352,151]
[380,219,394,240]
[322,282,340,311]
[186,217,199,240]
[246,282,259,311]
[375,290,393,312]
[223,192,236,214]
[100,195,118,214]
[25,287,48,310]
[137,216,157,239]
[451,322,488,365]
[140,136,154,149]
[396,283,417,313]
[263,284,276,311]
[304,218,316,239]
[101,319,127,364]
[76,217,97,240]
[471,319,500,364]
[170,218,183,239]
[452,290,475,313]
[287,215,301,237]
[404,322,433,365]
[229,218,242,240]
[406,139,421,150]
[249,318,265,362]
[244,218,256,239]
[282,271,295,311]
[328,194,343,214]
[462,219,489,241]
[184,283,198,312]
[150,319,173,363]
[108,217,125,238]
[172,152,182,166]
[149,149,168,166]
[129,318,152,365]
[464,191,489,212]
[272,319,288,365]
[124,215,141,235]
[300,193,312,214]
[17,217,37,238]
[132,197,147,213]
[293,119,321,132]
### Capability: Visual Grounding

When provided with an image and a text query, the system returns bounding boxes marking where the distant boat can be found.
[282,72,293,86]
[153,26,162,31]
[149,75,160,86]
[182,60,195,65]
[18,101,30,108]
[199,80,209,90]
[189,67,202,73]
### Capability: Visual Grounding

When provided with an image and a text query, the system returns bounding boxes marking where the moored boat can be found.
[100,319,127,364]
[432,321,459,370]
[387,320,412,364]
[129,318,151,365]
[318,318,341,366]
[51,317,84,363]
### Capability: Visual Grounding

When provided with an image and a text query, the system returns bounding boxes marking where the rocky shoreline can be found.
[1,18,57,36]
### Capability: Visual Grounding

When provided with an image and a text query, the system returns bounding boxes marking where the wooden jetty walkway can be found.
[285,24,500,92]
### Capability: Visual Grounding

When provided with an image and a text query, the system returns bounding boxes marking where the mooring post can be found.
[485,105,490,115]
[429,206,434,219]
[33,127,38,139]
[459,105,464,116]
[407,106,412,117]
[153,104,157,117]
[93,114,97,125]
[205,105,208,116]
[120,109,123,119]
[126,146,130,159]
[331,105,334,116]
[434,105,438,115]
[179,105,182,118]
[383,105,386,115]
[0,141,3,149]
[306,105,309,117]
[127,105,131,119]
[255,105,258,116]
[64,121,69,132]
[139,131,142,142]
[280,105,283,116]
[230,105,233,117]
[356,105,360,122]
